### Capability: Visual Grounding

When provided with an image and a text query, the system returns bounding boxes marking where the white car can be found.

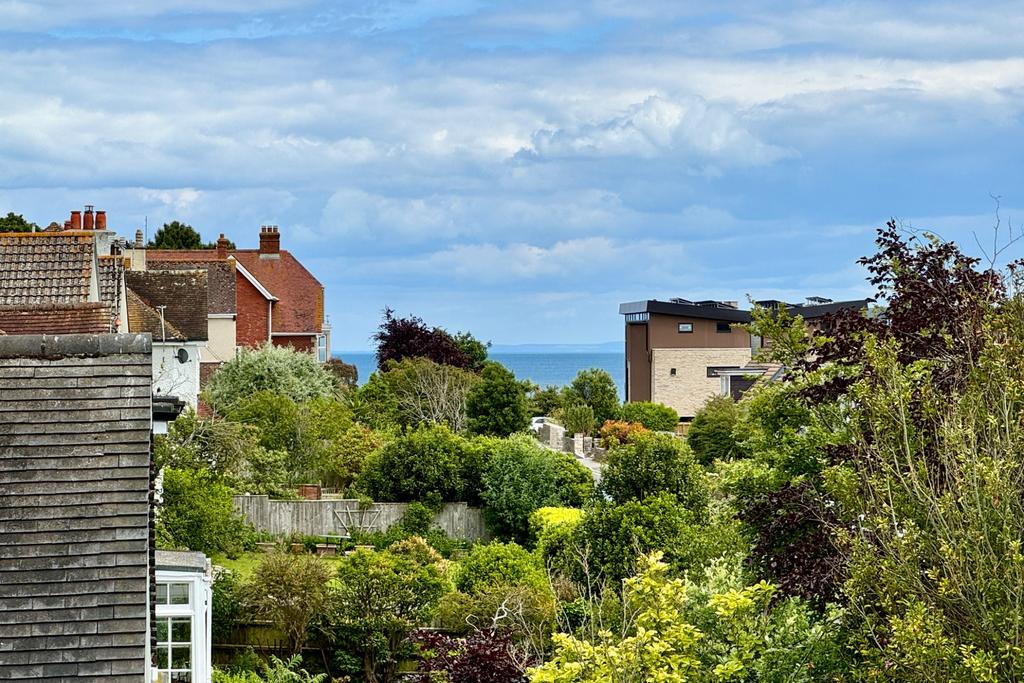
[530,416,550,433]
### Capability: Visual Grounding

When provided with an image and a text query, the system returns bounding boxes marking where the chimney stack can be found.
[70,211,82,231]
[83,205,94,230]
[63,220,72,230]
[216,233,229,260]
[135,229,144,248]
[95,210,106,231]
[259,225,280,258]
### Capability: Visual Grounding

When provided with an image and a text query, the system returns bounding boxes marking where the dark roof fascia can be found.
[619,300,752,322]
[782,299,873,318]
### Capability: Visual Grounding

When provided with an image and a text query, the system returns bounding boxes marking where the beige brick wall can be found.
[651,347,752,418]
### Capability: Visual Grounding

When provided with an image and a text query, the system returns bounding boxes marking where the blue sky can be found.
[2,2,1023,351]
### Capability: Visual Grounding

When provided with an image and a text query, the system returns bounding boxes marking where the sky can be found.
[2,2,1024,351]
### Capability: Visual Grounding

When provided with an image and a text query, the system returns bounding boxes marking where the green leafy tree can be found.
[148,220,205,249]
[330,546,449,683]
[242,552,334,655]
[686,395,743,465]
[480,434,563,542]
[353,372,402,430]
[228,390,301,453]
[0,211,37,232]
[527,384,563,417]
[453,331,491,371]
[620,401,678,431]
[600,432,707,508]
[467,362,530,436]
[563,369,620,425]
[454,541,547,595]
[358,424,481,504]
[204,343,338,412]
[550,450,595,508]
[157,467,252,556]
[561,402,596,436]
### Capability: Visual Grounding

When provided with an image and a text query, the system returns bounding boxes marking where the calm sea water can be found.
[336,352,625,399]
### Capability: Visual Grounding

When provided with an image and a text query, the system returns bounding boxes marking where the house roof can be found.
[619,298,872,322]
[97,255,126,314]
[231,250,323,333]
[0,231,96,306]
[147,259,236,315]
[0,302,112,335]
[125,270,208,341]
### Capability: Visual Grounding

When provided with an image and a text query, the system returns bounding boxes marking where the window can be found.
[716,322,732,333]
[677,323,693,333]
[155,583,192,682]
[707,366,741,378]
[317,334,328,363]
[669,368,677,376]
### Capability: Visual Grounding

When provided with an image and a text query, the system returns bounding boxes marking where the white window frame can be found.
[154,570,211,683]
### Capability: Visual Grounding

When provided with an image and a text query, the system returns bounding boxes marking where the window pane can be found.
[171,617,191,643]
[156,618,169,642]
[156,584,168,604]
[171,645,191,668]
[170,673,192,683]
[169,583,189,605]
[156,645,169,668]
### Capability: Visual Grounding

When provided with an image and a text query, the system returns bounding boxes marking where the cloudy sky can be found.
[2,2,1023,351]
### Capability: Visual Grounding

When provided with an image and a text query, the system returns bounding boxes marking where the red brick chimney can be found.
[259,225,280,258]
[83,205,94,230]
[95,210,106,231]
[216,233,229,260]
[70,211,82,231]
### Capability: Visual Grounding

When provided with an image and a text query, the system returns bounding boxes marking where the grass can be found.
[211,549,349,582]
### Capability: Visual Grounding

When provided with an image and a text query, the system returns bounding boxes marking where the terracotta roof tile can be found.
[126,270,208,341]
[0,232,95,306]
[230,250,323,333]
[0,302,111,335]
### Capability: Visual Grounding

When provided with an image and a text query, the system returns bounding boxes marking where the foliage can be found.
[686,396,743,465]
[0,211,37,232]
[157,467,252,556]
[213,655,327,683]
[205,343,338,412]
[148,220,206,249]
[455,541,547,595]
[598,420,648,447]
[325,357,359,388]
[228,390,301,453]
[453,330,492,371]
[381,357,479,432]
[599,432,707,508]
[353,372,402,430]
[529,507,584,537]
[467,362,530,436]
[358,424,482,504]
[411,628,532,683]
[374,308,473,369]
[330,546,449,683]
[530,507,584,577]
[561,402,596,437]
[548,451,595,508]
[529,552,847,683]
[527,384,563,417]
[241,552,334,655]
[619,401,678,432]
[212,569,243,644]
[562,369,621,425]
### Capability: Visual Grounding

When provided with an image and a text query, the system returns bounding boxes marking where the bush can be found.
[241,552,334,655]
[211,570,243,644]
[599,432,707,508]
[157,467,253,556]
[597,420,648,447]
[358,424,481,504]
[352,371,402,430]
[548,452,594,508]
[454,542,546,595]
[620,401,678,431]
[412,629,532,683]
[687,395,743,465]
[560,403,595,436]
[562,369,620,425]
[467,362,530,437]
[205,343,338,412]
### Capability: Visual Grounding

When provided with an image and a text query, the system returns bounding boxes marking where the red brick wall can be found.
[273,335,316,352]
[235,273,270,348]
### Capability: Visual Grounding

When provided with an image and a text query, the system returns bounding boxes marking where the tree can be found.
[374,309,472,369]
[157,467,252,556]
[204,343,338,412]
[148,221,205,249]
[353,372,402,430]
[620,401,678,431]
[563,369,620,425]
[526,384,562,417]
[0,211,37,232]
[600,432,707,508]
[454,331,491,371]
[382,357,479,432]
[242,552,334,655]
[480,435,564,542]
[561,403,595,436]
[454,541,547,595]
[686,396,742,465]
[467,362,530,436]
[331,546,449,683]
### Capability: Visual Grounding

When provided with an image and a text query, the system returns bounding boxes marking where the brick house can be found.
[619,297,870,419]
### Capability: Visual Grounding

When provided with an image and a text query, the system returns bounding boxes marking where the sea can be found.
[336,352,625,399]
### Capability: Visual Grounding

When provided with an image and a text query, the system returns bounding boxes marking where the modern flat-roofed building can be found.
[619,297,870,419]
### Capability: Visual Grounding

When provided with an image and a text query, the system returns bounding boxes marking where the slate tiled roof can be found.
[125,270,208,341]
[0,333,153,682]
[0,232,95,306]
[147,259,236,315]
[0,302,111,335]
[231,250,323,333]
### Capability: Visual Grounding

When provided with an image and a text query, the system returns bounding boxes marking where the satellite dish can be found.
[176,348,190,364]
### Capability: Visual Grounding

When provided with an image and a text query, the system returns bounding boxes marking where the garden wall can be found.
[233,495,491,541]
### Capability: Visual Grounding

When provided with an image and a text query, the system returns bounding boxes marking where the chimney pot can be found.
[70,211,82,231]
[83,206,94,231]
[135,229,144,247]
[64,220,72,230]
[95,210,106,231]
[259,225,281,256]
[216,233,229,259]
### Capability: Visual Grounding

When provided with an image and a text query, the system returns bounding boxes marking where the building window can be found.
[155,583,193,682]
[707,366,741,378]
[716,322,732,333]
[317,334,327,363]
[677,323,693,333]
[670,368,677,376]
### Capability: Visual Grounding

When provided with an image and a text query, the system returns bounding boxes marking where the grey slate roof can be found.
[0,333,153,682]
[125,270,209,341]
[0,232,96,306]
